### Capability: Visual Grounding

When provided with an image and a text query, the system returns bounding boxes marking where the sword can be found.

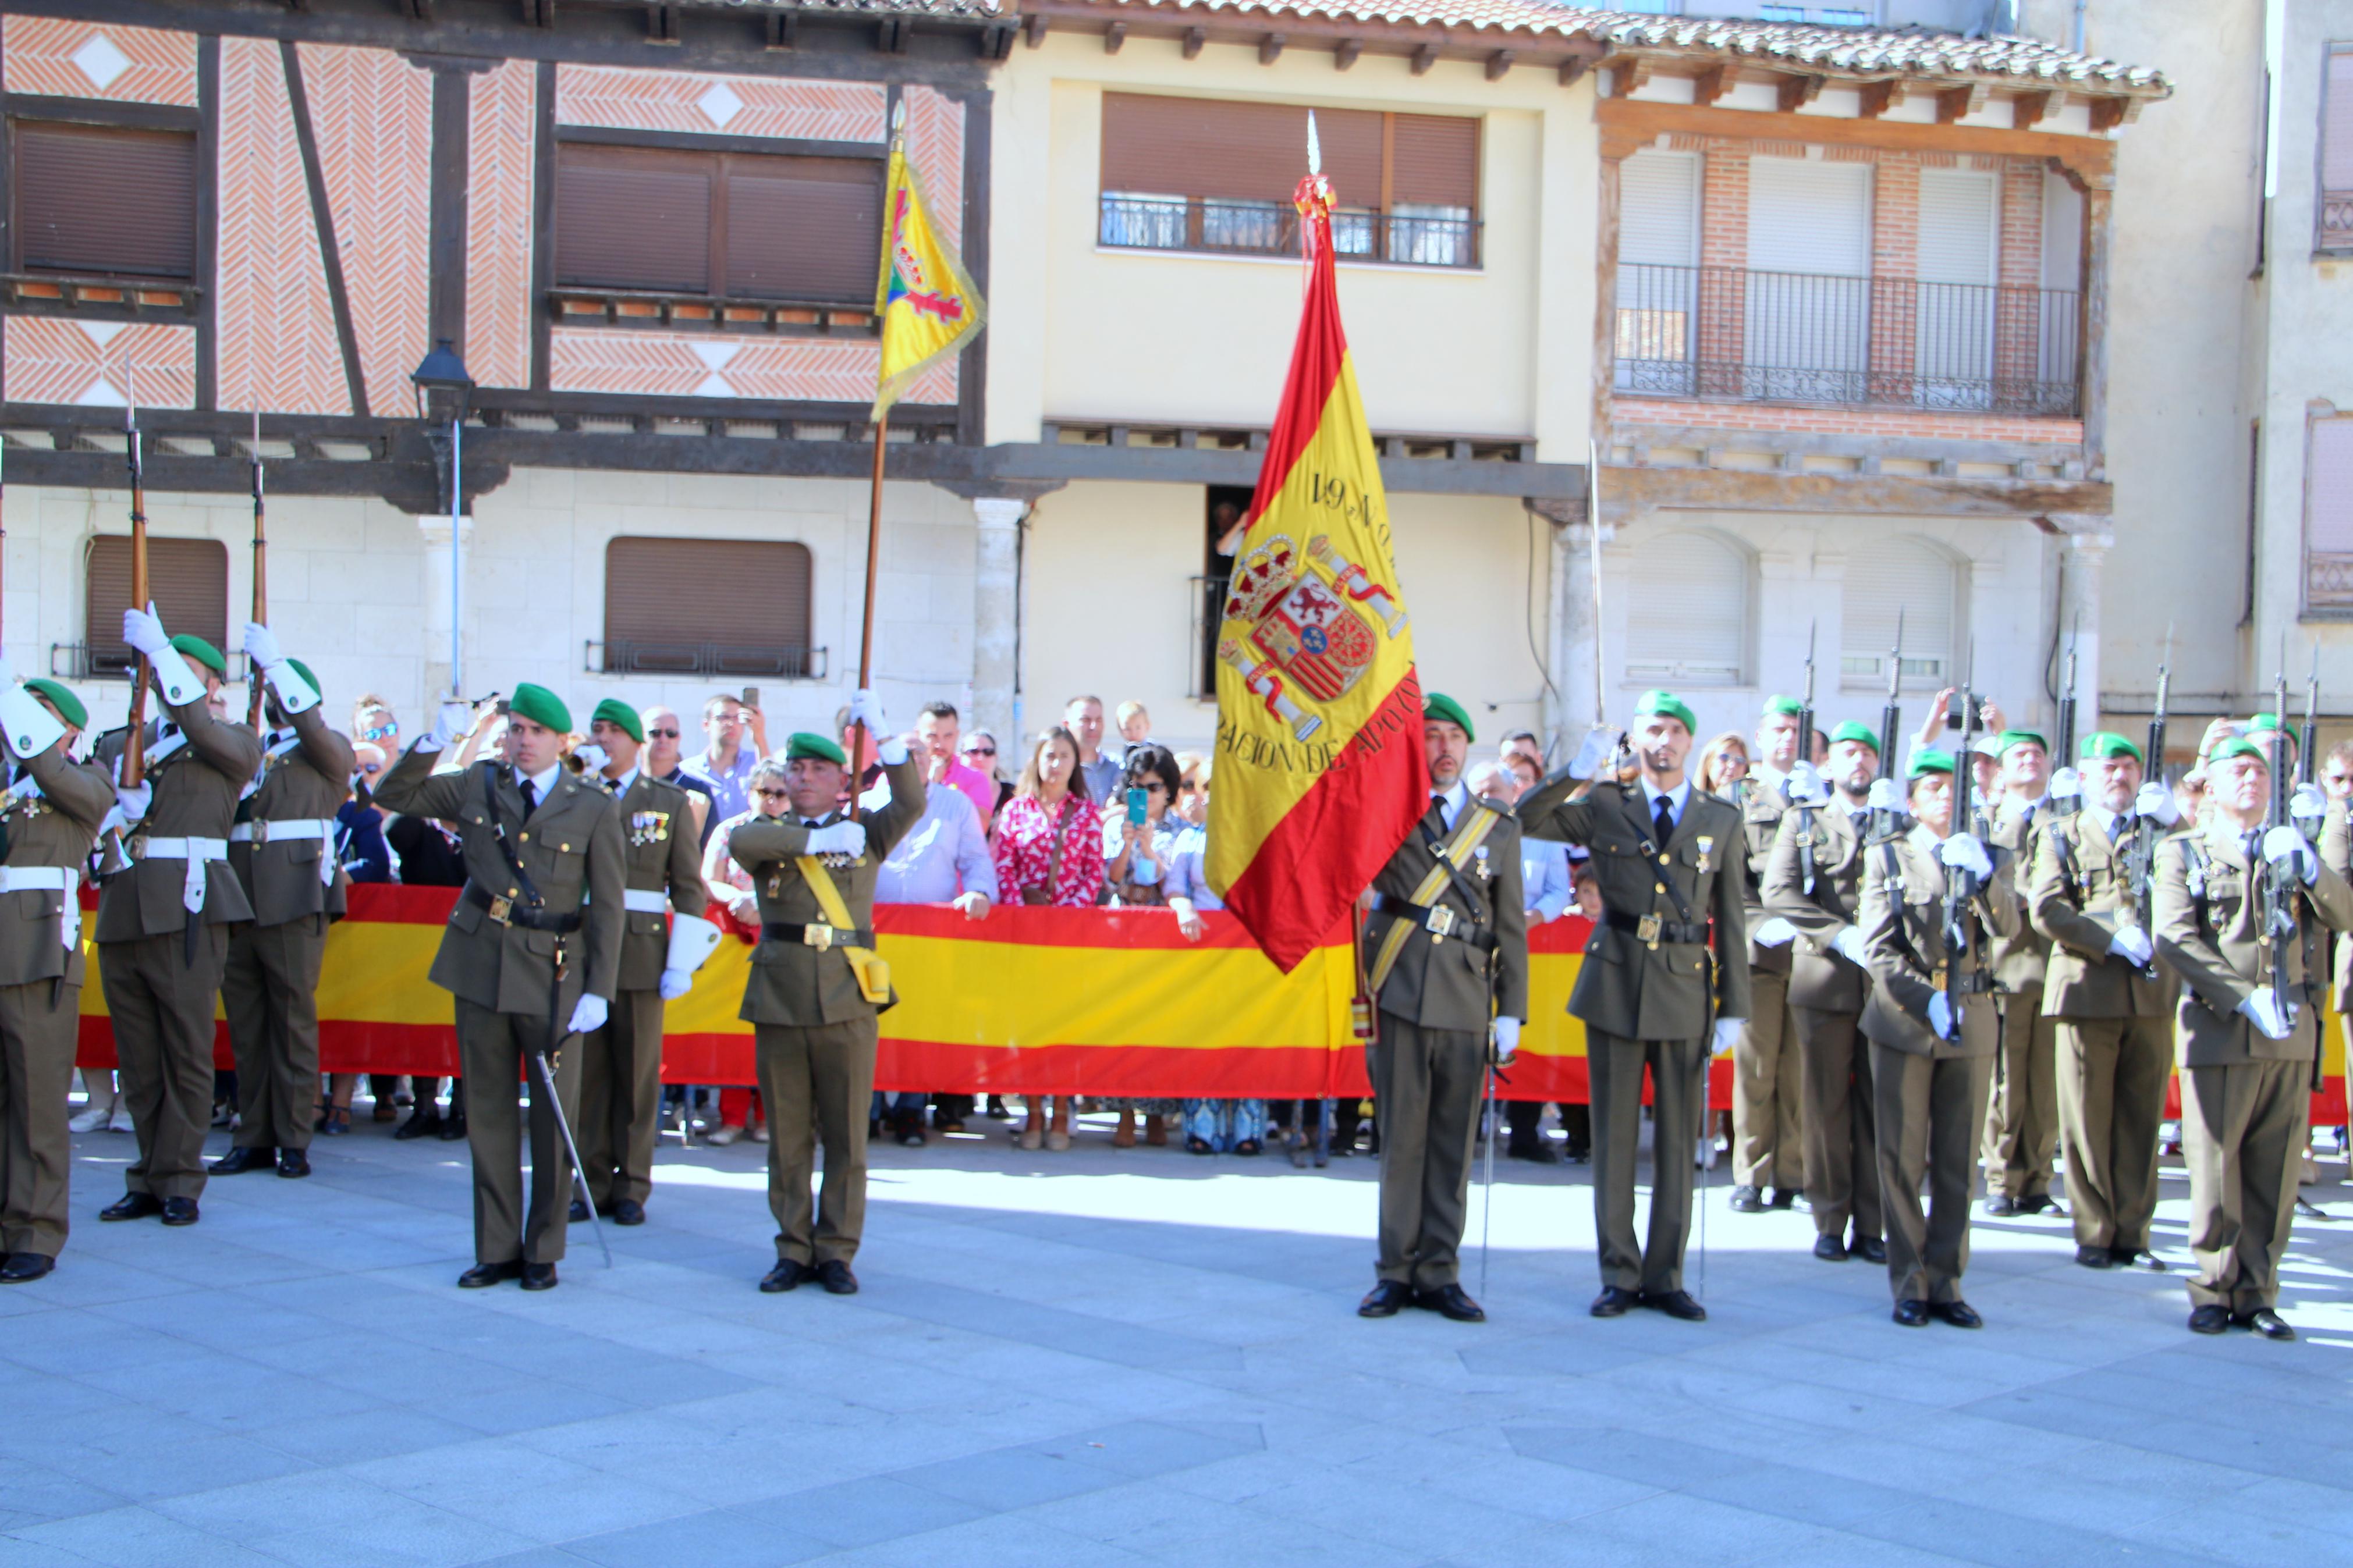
[1479,1045,1497,1301]
[538,952,611,1269]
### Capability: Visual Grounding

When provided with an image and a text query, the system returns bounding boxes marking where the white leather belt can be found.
[623,888,669,914]
[232,817,339,884]
[132,835,228,913]
[0,865,80,948]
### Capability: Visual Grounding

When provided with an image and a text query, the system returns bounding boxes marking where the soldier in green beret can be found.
[566,698,719,1227]
[1523,689,1747,1322]
[1764,719,1888,1264]
[1982,726,2061,1216]
[0,673,113,1281]
[374,682,626,1290]
[93,608,265,1229]
[1728,696,1807,1215]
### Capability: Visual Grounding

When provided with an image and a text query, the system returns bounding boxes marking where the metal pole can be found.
[449,416,463,699]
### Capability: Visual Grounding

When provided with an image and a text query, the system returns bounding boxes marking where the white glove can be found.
[122,602,171,659]
[657,968,692,1001]
[1783,761,1828,808]
[1927,991,1955,1041]
[2047,766,2084,802]
[240,620,283,673]
[114,781,151,823]
[1710,1018,1743,1058]
[1491,1015,1520,1065]
[566,994,609,1036]
[2262,824,2318,884]
[1866,778,1901,813]
[1831,926,1869,966]
[1939,832,1993,883]
[876,735,910,767]
[1751,916,1798,948]
[2107,926,2155,967]
[2134,781,2180,828]
[849,688,891,738]
[572,742,609,773]
[2239,989,2295,1041]
[805,820,867,858]
[2292,782,2329,824]
[422,701,473,752]
[1567,725,1620,781]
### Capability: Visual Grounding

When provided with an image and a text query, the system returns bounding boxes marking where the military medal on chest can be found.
[627,809,671,848]
[1695,834,1713,874]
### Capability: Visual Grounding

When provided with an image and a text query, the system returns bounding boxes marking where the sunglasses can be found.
[963,745,995,757]
[360,723,396,742]
[647,727,680,739]
[1138,781,1166,794]
[358,762,384,777]
[1179,781,1202,793]
[756,786,792,800]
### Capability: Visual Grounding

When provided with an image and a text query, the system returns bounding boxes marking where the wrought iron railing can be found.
[1100,195,1481,269]
[591,639,827,680]
[2322,191,2353,253]
[1612,263,2082,417]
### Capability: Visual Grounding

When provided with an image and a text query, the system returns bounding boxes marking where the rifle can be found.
[2260,643,2295,1031]
[2055,611,2080,777]
[245,413,267,731]
[2124,625,2169,982]
[119,403,151,788]
[1875,609,1905,841]
[1943,643,1982,1036]
[1794,618,1818,893]
[2302,643,2324,1092]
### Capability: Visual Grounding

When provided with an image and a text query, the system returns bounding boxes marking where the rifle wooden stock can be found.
[246,419,267,731]
[120,410,151,787]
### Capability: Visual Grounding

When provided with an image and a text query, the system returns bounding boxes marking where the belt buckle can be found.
[804,924,835,952]
[487,894,513,925]
[248,820,268,846]
[1636,912,1662,949]
[1424,905,1456,941]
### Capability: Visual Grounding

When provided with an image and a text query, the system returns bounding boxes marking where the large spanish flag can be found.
[1206,163,1430,972]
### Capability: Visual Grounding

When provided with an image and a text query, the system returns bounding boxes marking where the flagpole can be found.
[850,407,886,823]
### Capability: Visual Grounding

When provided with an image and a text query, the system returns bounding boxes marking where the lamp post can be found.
[411,339,474,701]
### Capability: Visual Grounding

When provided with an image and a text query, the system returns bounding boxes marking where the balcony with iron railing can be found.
[1612,263,2083,418]
[1100,194,1481,269]
[2322,189,2353,254]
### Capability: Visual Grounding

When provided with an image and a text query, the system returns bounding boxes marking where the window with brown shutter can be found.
[13,122,197,280]
[1098,93,1480,268]
[2306,415,2353,613]
[2320,47,2353,253]
[84,536,229,678]
[602,537,818,679]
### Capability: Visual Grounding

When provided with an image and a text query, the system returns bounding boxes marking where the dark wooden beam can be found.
[1558,56,1587,87]
[1777,72,1823,113]
[1596,96,2117,186]
[1610,58,1651,97]
[403,0,431,19]
[425,63,471,380]
[1410,42,1436,76]
[1102,20,1124,52]
[764,11,793,49]
[1333,35,1359,70]
[0,91,200,132]
[558,123,883,158]
[1485,48,1513,82]
[1856,79,1904,119]
[529,58,554,392]
[523,0,552,27]
[644,3,673,43]
[2011,88,2052,131]
[1024,12,1048,46]
[280,41,369,417]
[193,35,218,412]
[1691,63,1729,108]
[1258,31,1284,64]
[2088,94,2137,131]
[1182,24,1204,56]
[1937,82,1988,123]
[879,16,910,52]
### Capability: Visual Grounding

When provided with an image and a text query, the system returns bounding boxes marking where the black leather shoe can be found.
[459,1260,523,1288]
[0,1253,55,1283]
[1812,1234,1848,1262]
[612,1199,645,1226]
[1413,1283,1486,1322]
[208,1146,275,1175]
[1982,1194,2020,1217]
[1358,1281,1411,1318]
[1590,1286,1639,1318]
[1768,1186,1798,1210]
[1506,1137,1560,1165]
[1852,1235,1887,1265]
[2015,1193,2057,1216]
[1728,1184,1765,1213]
[100,1192,162,1222]
[438,1110,467,1142]
[816,1260,858,1295]
[760,1260,808,1293]
[2111,1246,2168,1272]
[2237,1307,2295,1341]
[394,1107,439,1140]
[2187,1304,2231,1335]
[1893,1299,1931,1327]
[276,1149,310,1178]
[2074,1244,2115,1270]
[521,1262,559,1292]
[160,1197,199,1226]
[1931,1300,1983,1329]
[1562,1141,1590,1165]
[1641,1289,1708,1322]
[567,1197,589,1223]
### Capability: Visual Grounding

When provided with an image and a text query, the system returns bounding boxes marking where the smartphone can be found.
[1126,786,1148,826]
[740,686,760,711]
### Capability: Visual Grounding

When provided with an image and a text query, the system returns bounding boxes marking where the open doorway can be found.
[1194,485,1255,699]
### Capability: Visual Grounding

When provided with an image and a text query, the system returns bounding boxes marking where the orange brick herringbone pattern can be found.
[1,16,196,106]
[2,318,195,408]
[215,37,347,415]
[905,86,964,252]
[550,330,954,405]
[467,59,537,391]
[556,65,884,143]
[301,43,430,417]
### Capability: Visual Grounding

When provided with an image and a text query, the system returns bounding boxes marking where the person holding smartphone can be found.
[1102,745,1186,1149]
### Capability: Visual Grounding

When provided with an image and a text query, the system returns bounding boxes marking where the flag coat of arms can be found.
[1207,166,1431,973]
[872,130,984,418]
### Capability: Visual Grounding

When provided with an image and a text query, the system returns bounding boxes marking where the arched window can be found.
[1624,529,1749,687]
[1841,536,1962,689]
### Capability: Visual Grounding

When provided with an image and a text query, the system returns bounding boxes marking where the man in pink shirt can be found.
[918,702,997,830]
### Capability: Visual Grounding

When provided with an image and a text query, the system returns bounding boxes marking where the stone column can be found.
[971,497,1023,753]
[417,514,473,704]
[2057,527,2111,739]
[1554,519,1610,746]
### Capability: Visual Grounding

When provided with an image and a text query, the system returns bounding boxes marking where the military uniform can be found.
[0,681,113,1274]
[729,741,923,1275]
[1857,815,2012,1315]
[1730,770,1805,1204]
[221,657,354,1167]
[372,688,624,1275]
[1982,794,2061,1208]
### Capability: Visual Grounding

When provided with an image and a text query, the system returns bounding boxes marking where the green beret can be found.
[1995,728,2048,756]
[590,699,644,744]
[1762,695,1805,718]
[169,633,226,676]
[284,657,319,697]
[23,678,86,730]
[786,731,847,765]
[2210,737,2269,766]
[507,682,572,735]
[1422,692,1474,744]
[1908,748,1956,779]
[1827,720,1880,752]
[1635,689,1697,735]
[2246,712,2286,733]
[2079,731,2143,765]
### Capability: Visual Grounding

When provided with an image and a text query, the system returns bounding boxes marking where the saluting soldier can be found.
[1522,689,1747,1323]
[567,699,720,1227]
[1765,720,1887,1265]
[2028,733,2181,1273]
[0,676,113,1282]
[95,611,264,1229]
[1857,748,2010,1328]
[2155,735,2351,1340]
[212,627,353,1182]
[729,694,922,1297]
[373,684,624,1291]
[1982,728,2061,1216]
[1729,695,1805,1215]
[1354,694,1527,1325]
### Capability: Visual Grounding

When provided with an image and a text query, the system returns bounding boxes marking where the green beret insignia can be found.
[1422,692,1474,744]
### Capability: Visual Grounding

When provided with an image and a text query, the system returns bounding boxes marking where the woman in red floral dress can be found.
[991,725,1105,1150]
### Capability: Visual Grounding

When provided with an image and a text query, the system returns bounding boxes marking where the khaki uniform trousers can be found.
[1589,1030,1707,1296]
[223,916,329,1151]
[104,927,229,1203]
[454,997,581,1267]
[1981,997,2059,1200]
[2180,1059,2307,1315]
[755,1017,878,1266]
[577,988,666,1208]
[2054,1015,2171,1253]
[0,979,80,1257]
[1796,1006,1881,1244]
[1368,1018,1483,1290]
[1872,1044,1992,1306]
[1731,970,1804,1193]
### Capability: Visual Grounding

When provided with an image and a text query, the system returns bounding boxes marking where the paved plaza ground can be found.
[3,1108,2352,1567]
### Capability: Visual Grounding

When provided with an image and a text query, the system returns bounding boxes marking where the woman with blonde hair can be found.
[1696,731,1752,797]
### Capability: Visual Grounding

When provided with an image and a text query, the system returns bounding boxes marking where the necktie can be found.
[2107,815,2125,847]
[520,776,538,814]
[605,777,623,795]
[1653,794,1674,847]
[1431,792,1447,827]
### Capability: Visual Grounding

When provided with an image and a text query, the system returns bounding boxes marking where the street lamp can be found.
[411,339,474,699]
